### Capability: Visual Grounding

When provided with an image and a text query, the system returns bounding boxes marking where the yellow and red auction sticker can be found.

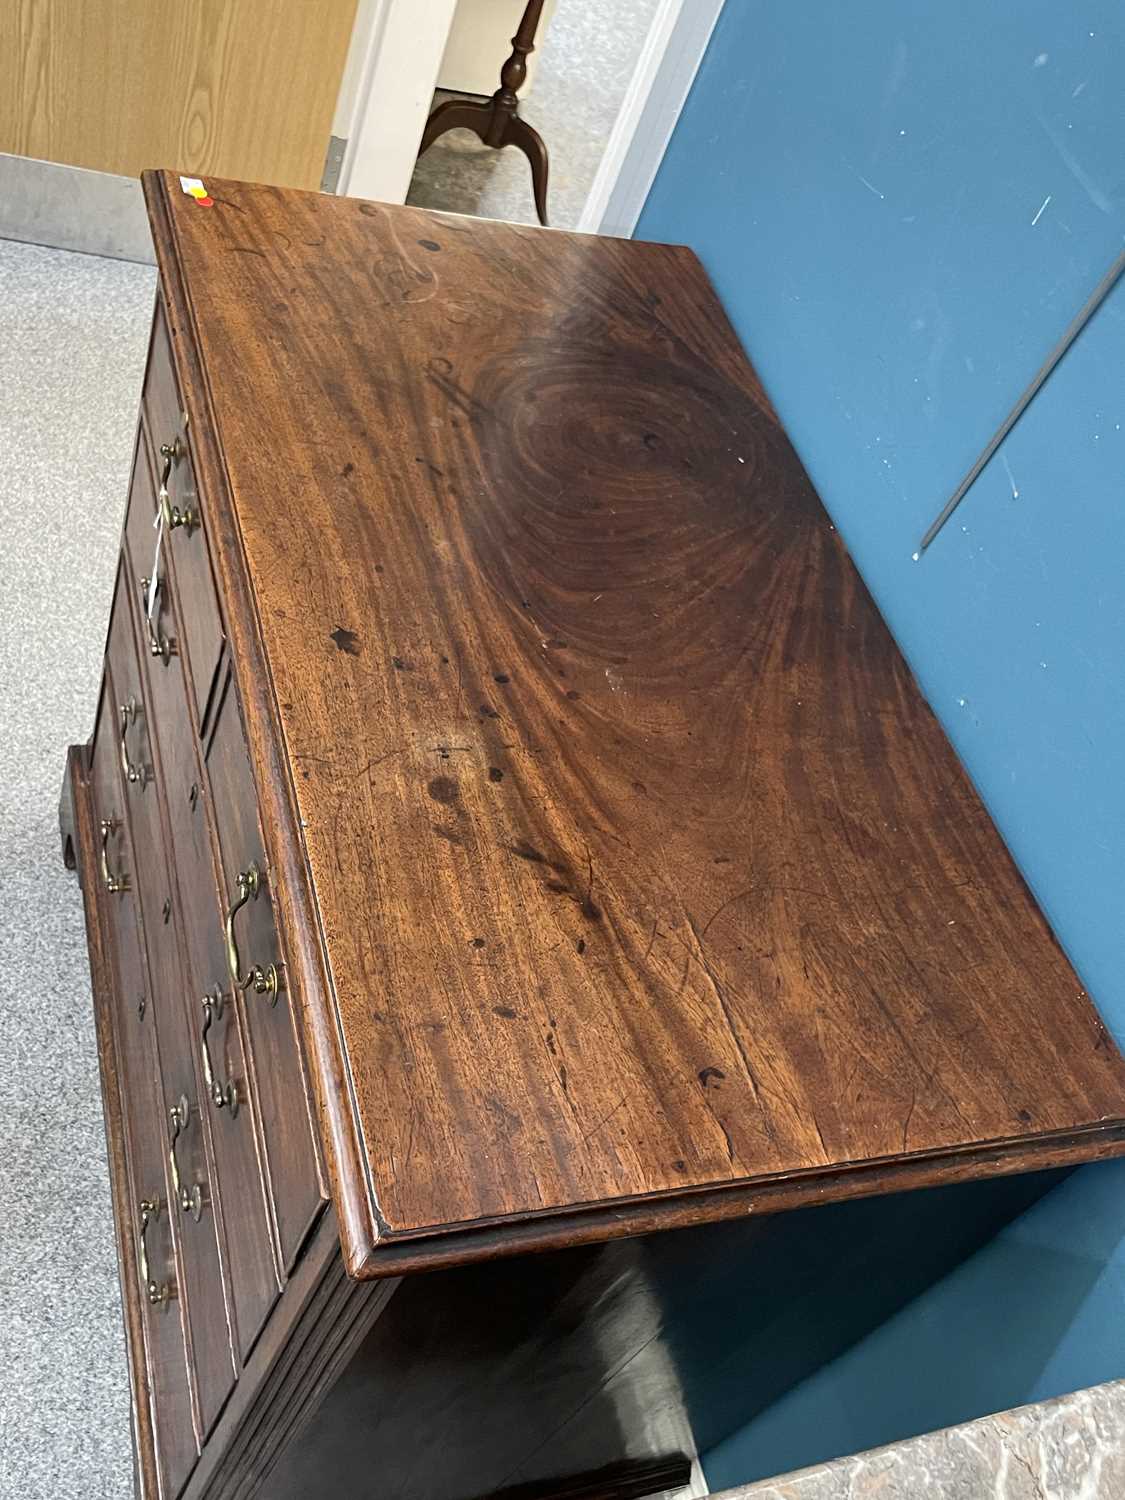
[179,176,214,207]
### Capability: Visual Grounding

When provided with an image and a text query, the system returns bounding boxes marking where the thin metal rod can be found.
[916,242,1125,556]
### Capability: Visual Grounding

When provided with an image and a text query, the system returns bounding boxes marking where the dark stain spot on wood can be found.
[699,1067,726,1089]
[714,855,732,864]
[493,1006,517,1020]
[432,825,464,846]
[1018,1108,1033,1123]
[418,239,441,252]
[643,432,660,450]
[484,1095,523,1134]
[428,776,460,805]
[544,879,570,895]
[632,780,648,796]
[581,898,603,922]
[480,703,500,719]
[471,937,486,949]
[392,655,414,671]
[374,563,384,573]
[340,461,355,478]
[330,626,361,656]
[545,1031,557,1055]
[559,1065,568,1093]
[493,673,510,684]
[414,456,445,478]
[576,939,586,955]
[566,690,581,701]
[440,655,450,664]
[672,1159,687,1172]
[506,840,551,866]
[488,766,505,783]
[358,202,379,217]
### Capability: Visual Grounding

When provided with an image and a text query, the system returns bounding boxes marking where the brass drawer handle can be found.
[159,440,197,532]
[138,575,176,663]
[168,1096,204,1220]
[138,1197,174,1308]
[99,817,130,894]
[200,989,240,1114]
[224,864,280,1002]
[119,699,149,787]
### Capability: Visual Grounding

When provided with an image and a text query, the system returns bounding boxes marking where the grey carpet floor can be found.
[407,0,663,229]
[0,236,156,1498]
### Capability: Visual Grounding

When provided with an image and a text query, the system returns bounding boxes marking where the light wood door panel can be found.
[0,0,358,190]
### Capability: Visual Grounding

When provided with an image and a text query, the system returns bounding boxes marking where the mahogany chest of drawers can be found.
[61,171,1125,1500]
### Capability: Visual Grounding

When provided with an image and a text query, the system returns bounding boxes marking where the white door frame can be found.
[334,0,461,206]
[333,0,723,235]
[577,0,723,237]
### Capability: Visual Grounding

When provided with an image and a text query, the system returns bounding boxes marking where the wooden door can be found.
[0,0,358,190]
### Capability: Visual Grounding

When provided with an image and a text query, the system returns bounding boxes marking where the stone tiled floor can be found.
[717,1381,1125,1499]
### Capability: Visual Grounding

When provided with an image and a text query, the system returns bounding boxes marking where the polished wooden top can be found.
[146,170,1125,1273]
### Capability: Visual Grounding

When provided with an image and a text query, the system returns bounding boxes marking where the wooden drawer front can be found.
[90,663,199,1500]
[124,427,159,625]
[142,306,224,728]
[153,629,283,1361]
[143,301,185,486]
[124,437,181,692]
[206,671,326,1270]
[126,438,281,1359]
[110,585,238,1442]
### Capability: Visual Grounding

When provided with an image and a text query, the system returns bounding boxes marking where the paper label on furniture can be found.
[148,512,164,619]
[179,176,214,206]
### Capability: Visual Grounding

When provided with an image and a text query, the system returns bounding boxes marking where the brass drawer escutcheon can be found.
[137,1197,174,1308]
[138,575,176,663]
[99,817,130,894]
[225,864,280,1002]
[159,439,197,533]
[168,1096,204,1221]
[119,699,149,788]
[200,990,240,1115]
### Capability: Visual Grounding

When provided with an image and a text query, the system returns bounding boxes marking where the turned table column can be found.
[417,0,551,226]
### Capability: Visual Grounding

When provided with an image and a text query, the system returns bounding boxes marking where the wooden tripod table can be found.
[418,0,550,225]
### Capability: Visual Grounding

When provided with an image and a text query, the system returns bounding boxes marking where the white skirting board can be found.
[0,154,154,264]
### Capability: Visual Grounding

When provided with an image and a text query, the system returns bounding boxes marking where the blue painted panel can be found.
[704,1163,1125,1489]
[637,0,1125,1030]
[635,0,1125,1485]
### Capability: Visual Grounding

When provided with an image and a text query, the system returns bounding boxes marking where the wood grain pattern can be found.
[114,447,241,1443]
[143,174,379,1285]
[0,0,357,189]
[145,170,1125,1269]
[144,308,226,728]
[123,431,281,1362]
[63,742,186,1500]
[205,668,327,1272]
